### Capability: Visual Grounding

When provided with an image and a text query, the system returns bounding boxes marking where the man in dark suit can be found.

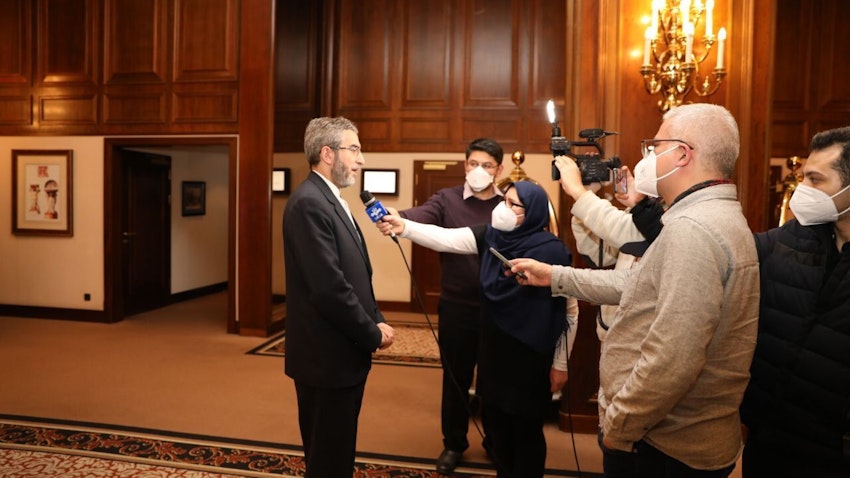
[283,116,394,477]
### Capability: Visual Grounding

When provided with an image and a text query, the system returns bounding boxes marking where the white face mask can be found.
[491,202,522,231]
[789,183,850,226]
[466,166,493,192]
[633,145,681,198]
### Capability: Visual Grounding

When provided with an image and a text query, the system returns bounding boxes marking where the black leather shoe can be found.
[436,449,463,474]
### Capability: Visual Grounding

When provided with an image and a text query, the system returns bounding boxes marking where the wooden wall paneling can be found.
[0,0,32,85]
[525,0,567,152]
[103,0,168,85]
[770,0,811,158]
[171,0,239,128]
[237,0,275,336]
[0,0,33,126]
[462,0,518,108]
[35,0,100,127]
[37,0,99,86]
[171,85,239,123]
[395,0,456,148]
[102,0,169,128]
[335,0,394,109]
[172,0,239,82]
[730,0,774,232]
[273,0,322,151]
[813,1,850,126]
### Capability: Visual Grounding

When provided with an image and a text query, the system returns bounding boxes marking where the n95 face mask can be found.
[491,202,522,231]
[466,166,493,192]
[633,146,681,198]
[789,183,850,226]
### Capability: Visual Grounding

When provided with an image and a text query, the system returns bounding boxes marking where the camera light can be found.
[546,100,556,124]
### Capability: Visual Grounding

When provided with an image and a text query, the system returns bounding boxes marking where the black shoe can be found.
[436,448,463,475]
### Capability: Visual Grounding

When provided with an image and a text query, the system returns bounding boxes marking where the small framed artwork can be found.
[361,169,399,195]
[12,149,74,236]
[272,168,290,194]
[181,181,206,216]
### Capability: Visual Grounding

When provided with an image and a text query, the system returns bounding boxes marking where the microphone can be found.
[360,190,397,241]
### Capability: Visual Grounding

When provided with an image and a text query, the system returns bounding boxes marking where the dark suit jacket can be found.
[283,171,384,388]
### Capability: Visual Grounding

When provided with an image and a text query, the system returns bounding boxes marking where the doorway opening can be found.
[104,137,237,332]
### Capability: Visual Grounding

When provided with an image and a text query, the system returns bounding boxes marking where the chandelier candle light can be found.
[640,0,727,112]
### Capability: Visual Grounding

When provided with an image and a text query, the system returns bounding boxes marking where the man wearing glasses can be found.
[512,103,759,478]
[393,138,505,474]
[284,117,395,477]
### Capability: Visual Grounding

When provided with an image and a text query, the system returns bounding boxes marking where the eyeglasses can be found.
[505,197,525,210]
[468,159,498,171]
[332,144,362,155]
[641,138,694,157]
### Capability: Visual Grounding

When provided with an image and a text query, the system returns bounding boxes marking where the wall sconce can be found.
[640,0,727,113]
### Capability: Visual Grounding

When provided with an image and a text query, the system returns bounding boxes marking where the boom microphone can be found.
[360,190,397,241]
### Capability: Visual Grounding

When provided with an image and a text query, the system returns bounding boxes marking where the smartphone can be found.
[488,247,528,280]
[612,167,628,194]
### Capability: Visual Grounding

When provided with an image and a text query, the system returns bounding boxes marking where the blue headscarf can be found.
[480,181,571,355]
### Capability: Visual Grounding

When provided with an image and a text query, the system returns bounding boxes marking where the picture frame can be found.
[181,181,206,216]
[12,149,74,236]
[272,168,290,194]
[361,169,399,195]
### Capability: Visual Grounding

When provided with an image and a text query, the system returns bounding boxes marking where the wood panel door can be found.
[121,150,172,316]
[410,160,466,314]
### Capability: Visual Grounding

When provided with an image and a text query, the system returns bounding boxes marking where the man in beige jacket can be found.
[512,103,759,477]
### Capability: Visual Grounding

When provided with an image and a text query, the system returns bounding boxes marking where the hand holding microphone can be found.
[360,190,401,242]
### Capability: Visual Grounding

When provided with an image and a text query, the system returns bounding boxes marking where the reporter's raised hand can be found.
[510,258,553,287]
[375,214,405,237]
[554,156,587,201]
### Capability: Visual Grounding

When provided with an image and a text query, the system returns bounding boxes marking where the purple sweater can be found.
[400,185,502,306]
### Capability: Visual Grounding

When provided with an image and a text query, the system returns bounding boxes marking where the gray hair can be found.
[303,117,359,166]
[663,103,740,178]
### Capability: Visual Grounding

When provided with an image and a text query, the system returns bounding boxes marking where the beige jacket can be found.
[552,184,759,470]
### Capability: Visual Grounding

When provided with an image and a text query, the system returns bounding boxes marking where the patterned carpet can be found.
[0,415,509,477]
[247,322,442,368]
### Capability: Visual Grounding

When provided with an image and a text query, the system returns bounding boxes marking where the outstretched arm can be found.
[375,214,477,254]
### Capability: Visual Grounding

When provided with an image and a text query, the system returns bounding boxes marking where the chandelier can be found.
[640,0,727,113]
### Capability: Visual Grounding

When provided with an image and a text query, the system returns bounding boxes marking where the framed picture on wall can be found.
[182,181,206,216]
[12,149,74,236]
[361,169,399,195]
[272,168,290,194]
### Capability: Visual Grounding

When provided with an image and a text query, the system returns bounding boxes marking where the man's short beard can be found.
[332,154,355,188]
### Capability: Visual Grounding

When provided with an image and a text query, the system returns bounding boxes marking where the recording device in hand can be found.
[546,100,622,184]
[360,190,397,241]
[488,247,528,280]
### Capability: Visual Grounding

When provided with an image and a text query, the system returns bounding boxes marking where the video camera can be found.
[546,100,621,183]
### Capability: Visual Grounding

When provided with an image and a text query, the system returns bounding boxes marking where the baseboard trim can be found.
[0,304,106,322]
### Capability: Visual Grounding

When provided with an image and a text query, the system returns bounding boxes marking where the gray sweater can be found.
[552,184,759,470]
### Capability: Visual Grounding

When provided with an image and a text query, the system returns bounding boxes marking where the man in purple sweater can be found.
[399,138,505,474]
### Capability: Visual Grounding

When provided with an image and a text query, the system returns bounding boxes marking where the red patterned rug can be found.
[0,415,506,477]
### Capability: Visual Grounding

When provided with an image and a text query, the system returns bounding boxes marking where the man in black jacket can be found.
[741,126,850,477]
[283,116,394,477]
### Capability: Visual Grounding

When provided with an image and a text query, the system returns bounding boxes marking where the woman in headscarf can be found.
[377,181,577,478]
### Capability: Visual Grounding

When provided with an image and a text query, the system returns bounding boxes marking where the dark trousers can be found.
[295,380,366,478]
[599,432,735,478]
[742,432,850,478]
[483,400,547,478]
[438,299,482,452]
